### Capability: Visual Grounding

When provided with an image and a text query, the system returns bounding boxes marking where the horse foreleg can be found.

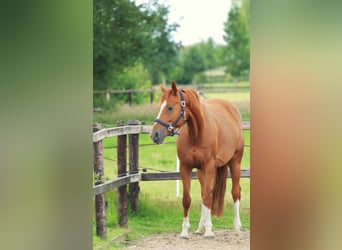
[195,169,206,235]
[180,166,192,239]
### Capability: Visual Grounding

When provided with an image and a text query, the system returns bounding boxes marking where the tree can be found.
[93,0,179,90]
[140,2,180,85]
[169,39,225,84]
[199,38,219,70]
[182,45,206,83]
[223,0,250,79]
[94,0,149,89]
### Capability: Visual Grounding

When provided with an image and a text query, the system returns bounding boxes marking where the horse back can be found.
[205,98,243,132]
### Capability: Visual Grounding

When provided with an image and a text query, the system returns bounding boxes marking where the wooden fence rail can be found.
[92,120,250,237]
[93,170,250,196]
[93,122,250,142]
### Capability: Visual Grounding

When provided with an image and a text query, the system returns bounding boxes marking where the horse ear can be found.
[160,84,167,94]
[171,81,177,96]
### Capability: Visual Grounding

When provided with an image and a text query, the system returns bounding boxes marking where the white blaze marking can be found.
[154,100,166,125]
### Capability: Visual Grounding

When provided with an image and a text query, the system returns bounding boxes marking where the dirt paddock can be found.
[125,229,250,250]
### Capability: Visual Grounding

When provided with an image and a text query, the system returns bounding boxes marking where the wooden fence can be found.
[93,86,250,106]
[93,120,250,237]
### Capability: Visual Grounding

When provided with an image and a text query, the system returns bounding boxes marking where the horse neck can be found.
[184,90,205,143]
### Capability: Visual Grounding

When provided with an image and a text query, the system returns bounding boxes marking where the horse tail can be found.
[211,165,228,217]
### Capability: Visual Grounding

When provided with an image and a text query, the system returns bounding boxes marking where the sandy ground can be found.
[125,229,250,250]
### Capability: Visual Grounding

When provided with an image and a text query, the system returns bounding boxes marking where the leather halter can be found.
[154,90,187,136]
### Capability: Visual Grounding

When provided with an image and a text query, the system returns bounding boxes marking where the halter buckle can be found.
[167,125,174,132]
[181,100,186,107]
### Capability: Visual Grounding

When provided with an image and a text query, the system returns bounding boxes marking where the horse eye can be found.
[167,106,173,111]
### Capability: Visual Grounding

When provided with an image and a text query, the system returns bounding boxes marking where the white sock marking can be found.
[196,204,206,234]
[181,216,190,238]
[182,216,190,228]
[202,205,212,228]
[234,200,242,231]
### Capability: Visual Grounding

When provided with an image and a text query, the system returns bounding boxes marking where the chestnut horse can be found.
[151,81,244,238]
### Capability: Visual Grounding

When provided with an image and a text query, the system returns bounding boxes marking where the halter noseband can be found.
[154,90,187,136]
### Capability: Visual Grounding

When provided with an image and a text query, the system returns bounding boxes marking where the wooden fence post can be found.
[117,121,128,228]
[93,123,106,237]
[106,89,110,101]
[129,89,133,106]
[150,87,154,104]
[128,120,140,213]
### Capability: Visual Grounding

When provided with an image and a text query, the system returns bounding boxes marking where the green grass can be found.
[195,81,250,88]
[94,180,250,249]
[203,85,250,121]
[205,90,250,103]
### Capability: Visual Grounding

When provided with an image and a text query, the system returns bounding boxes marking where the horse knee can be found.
[182,196,191,209]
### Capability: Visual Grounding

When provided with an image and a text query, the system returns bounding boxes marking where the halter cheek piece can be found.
[154,90,187,136]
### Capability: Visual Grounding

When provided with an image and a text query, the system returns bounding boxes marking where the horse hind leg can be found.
[229,150,243,232]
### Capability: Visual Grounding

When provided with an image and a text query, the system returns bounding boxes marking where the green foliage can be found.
[93,0,146,88]
[115,62,152,104]
[93,62,152,110]
[199,38,223,69]
[93,94,117,111]
[93,0,179,92]
[223,1,250,79]
[182,45,206,83]
[169,39,227,84]
[140,2,180,84]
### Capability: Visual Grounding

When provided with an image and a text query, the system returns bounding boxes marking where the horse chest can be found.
[178,147,209,169]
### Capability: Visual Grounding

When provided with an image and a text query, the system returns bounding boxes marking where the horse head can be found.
[151,81,187,144]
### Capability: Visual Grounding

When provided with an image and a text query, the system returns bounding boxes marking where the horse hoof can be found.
[180,234,190,240]
[204,232,215,239]
[195,228,205,235]
[234,223,242,232]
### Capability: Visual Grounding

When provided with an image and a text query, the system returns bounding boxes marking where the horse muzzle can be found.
[150,128,166,145]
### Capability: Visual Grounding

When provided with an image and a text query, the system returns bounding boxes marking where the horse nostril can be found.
[151,130,165,144]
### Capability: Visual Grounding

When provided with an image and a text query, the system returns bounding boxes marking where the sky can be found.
[135,0,233,46]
